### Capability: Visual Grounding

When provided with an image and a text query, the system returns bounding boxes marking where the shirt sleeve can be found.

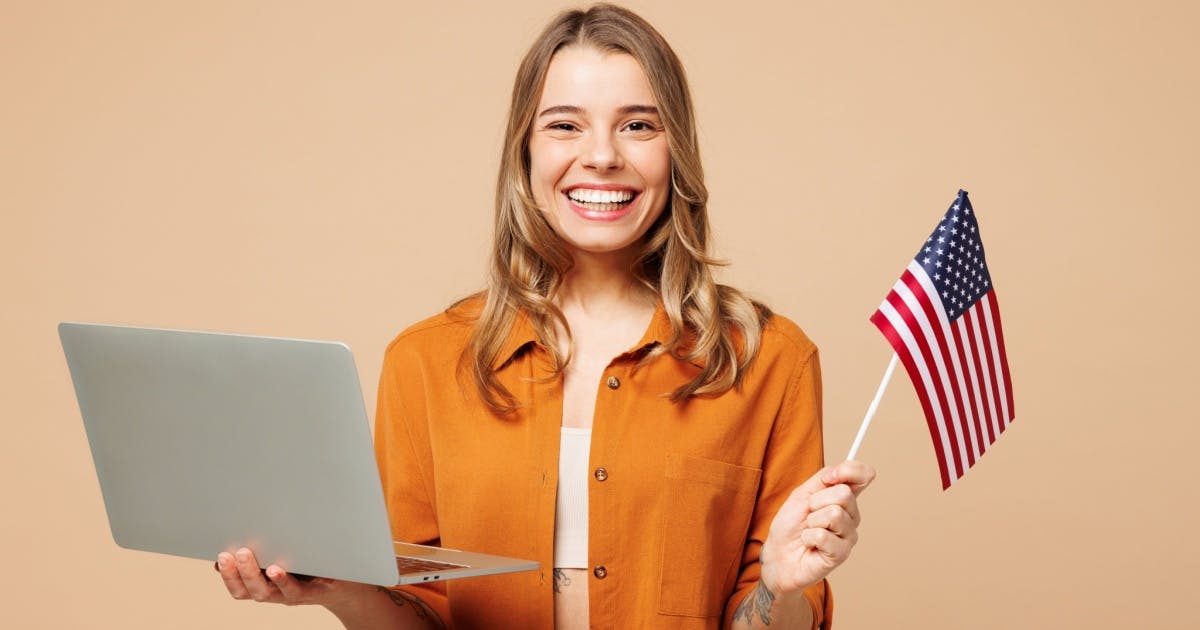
[373,340,452,627]
[723,347,834,630]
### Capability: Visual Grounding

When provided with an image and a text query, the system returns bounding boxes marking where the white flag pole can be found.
[846,353,899,461]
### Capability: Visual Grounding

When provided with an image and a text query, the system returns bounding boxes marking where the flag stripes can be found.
[871,261,1014,489]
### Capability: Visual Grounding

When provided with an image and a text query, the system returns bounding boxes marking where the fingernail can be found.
[217,555,228,569]
[236,549,250,561]
[822,467,837,483]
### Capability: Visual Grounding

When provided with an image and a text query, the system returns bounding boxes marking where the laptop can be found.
[59,321,538,586]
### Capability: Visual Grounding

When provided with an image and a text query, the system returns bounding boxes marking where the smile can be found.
[562,186,640,222]
[564,187,639,216]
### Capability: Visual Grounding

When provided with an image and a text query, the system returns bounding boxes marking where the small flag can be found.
[870,190,1015,489]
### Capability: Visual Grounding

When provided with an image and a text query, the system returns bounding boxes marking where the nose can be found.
[581,131,623,172]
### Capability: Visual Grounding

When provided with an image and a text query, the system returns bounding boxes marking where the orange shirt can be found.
[374,299,832,629]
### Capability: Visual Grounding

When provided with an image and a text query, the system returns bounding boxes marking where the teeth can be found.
[567,188,634,204]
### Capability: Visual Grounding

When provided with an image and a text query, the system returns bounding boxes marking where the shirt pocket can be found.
[658,452,762,618]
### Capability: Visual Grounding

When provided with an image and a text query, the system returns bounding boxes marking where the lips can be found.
[562,185,639,222]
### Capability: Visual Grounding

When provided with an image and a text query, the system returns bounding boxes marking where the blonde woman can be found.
[216,4,874,629]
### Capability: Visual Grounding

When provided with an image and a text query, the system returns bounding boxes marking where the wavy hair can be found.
[463,3,770,413]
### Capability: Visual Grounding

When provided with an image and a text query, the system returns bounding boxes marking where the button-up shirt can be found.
[374,299,832,629]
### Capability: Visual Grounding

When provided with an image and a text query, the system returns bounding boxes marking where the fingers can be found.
[800,525,853,561]
[217,552,252,600]
[265,565,307,602]
[802,460,874,526]
[217,548,328,607]
[762,461,873,588]
[807,483,860,525]
[821,460,877,496]
[804,503,857,538]
[233,548,281,602]
[794,460,875,504]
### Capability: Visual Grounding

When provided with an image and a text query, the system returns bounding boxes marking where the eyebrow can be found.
[537,104,660,118]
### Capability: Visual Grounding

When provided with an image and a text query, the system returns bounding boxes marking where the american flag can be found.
[870,190,1015,489]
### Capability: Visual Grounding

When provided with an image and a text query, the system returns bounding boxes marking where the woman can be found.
[216,4,874,629]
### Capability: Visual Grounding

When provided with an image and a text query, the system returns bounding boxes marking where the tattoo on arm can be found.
[552,569,572,594]
[732,581,776,626]
[376,586,448,630]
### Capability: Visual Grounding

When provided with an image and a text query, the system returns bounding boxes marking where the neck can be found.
[555,248,655,315]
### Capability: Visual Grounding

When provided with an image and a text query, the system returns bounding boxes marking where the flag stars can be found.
[910,196,992,318]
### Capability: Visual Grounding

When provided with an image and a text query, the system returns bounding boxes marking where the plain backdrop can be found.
[3,1,1197,628]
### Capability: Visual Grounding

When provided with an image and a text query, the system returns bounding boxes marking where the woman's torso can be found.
[375,299,827,629]
[553,303,658,629]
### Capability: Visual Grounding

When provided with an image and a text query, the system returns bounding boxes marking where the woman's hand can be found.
[759,460,876,594]
[214,547,370,608]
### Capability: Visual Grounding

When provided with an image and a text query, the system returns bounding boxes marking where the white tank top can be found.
[553,427,591,569]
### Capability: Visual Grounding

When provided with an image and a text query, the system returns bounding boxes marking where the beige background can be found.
[2,0,1197,627]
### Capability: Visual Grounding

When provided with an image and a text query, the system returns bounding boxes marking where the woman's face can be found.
[528,46,671,259]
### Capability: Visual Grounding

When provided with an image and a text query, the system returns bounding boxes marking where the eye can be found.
[624,121,659,134]
[547,122,579,132]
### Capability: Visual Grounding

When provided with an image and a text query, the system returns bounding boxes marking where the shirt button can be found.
[606,376,620,389]
[593,565,608,579]
[593,467,608,482]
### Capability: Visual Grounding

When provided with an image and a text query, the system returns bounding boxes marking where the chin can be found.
[549,224,641,253]
[563,237,642,256]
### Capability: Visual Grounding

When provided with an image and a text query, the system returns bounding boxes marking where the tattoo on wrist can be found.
[732,581,776,626]
[376,586,448,630]
[552,569,572,594]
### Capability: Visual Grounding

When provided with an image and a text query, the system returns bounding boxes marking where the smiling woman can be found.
[213,4,875,629]
[529,48,671,253]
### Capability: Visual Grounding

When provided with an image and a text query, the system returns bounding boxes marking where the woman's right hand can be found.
[215,547,371,608]
[215,547,441,629]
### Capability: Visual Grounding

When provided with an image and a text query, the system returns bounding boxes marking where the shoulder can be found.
[708,288,816,370]
[757,310,819,366]
[383,294,483,365]
[755,312,823,429]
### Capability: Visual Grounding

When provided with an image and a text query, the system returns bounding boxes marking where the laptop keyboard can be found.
[396,556,469,575]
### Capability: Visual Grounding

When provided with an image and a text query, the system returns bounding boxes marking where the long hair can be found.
[464,3,770,413]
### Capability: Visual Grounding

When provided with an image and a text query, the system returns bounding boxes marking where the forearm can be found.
[728,581,814,630]
[326,584,445,630]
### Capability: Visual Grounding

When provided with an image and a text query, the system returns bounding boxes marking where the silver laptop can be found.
[59,322,538,586]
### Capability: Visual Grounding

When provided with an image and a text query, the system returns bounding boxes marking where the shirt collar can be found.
[492,300,675,370]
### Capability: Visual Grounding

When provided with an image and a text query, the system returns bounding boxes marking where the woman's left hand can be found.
[759,460,876,594]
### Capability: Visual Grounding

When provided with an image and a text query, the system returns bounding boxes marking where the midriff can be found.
[553,568,589,629]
